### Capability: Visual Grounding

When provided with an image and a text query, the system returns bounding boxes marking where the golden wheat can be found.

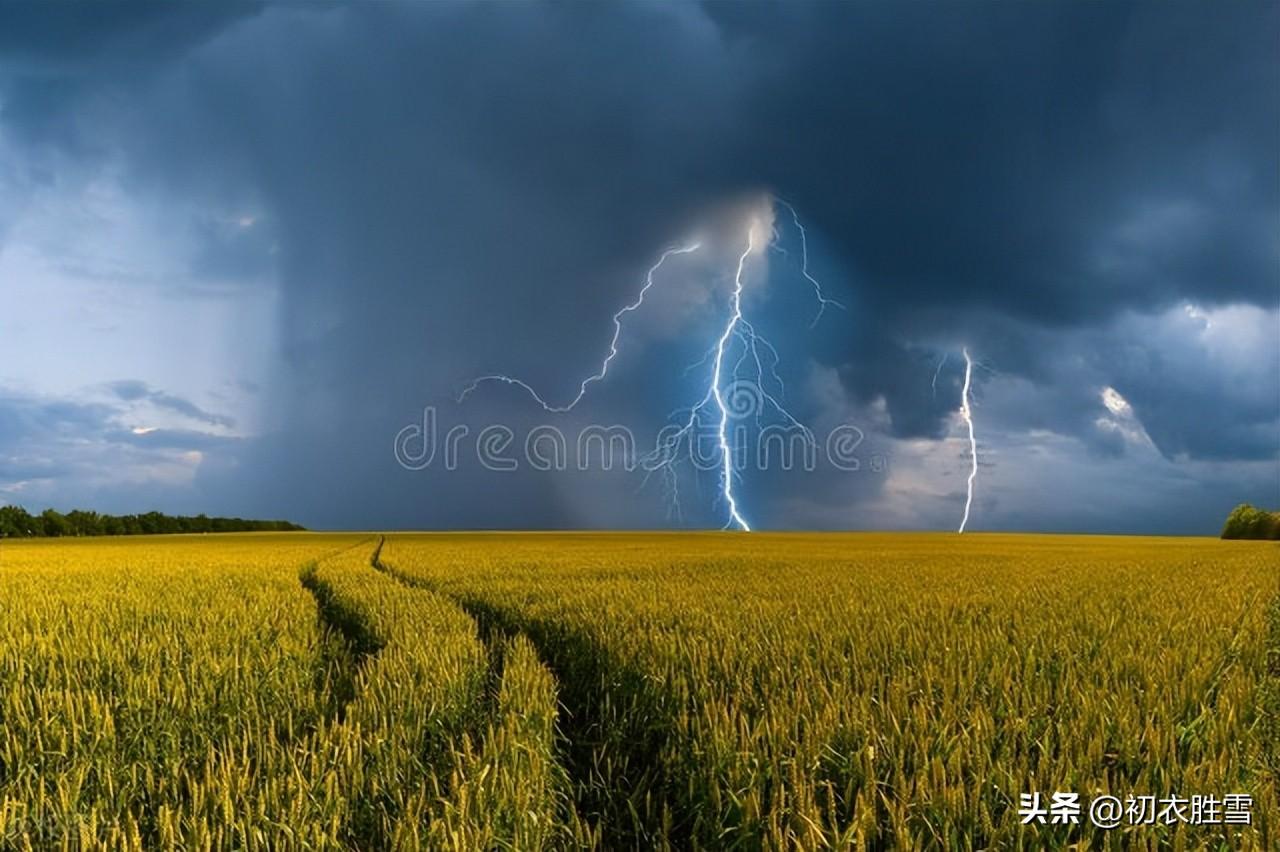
[383,532,1279,850]
[0,532,1274,850]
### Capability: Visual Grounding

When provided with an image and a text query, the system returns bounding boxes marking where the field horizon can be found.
[3,528,1245,540]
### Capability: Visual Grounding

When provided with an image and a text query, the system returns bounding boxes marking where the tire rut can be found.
[300,538,386,723]
[367,537,507,743]
[372,544,680,849]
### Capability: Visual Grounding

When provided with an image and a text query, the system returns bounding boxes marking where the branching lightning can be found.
[460,197,838,530]
[456,243,701,411]
[775,198,845,328]
[639,215,824,528]
[957,346,978,534]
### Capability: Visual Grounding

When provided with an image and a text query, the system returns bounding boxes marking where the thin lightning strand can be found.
[775,198,845,328]
[931,352,948,398]
[957,347,978,534]
[711,223,756,531]
[456,243,701,411]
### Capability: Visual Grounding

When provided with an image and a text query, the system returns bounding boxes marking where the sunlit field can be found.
[0,532,1275,850]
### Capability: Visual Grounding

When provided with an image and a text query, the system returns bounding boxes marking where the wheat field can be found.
[0,532,1274,850]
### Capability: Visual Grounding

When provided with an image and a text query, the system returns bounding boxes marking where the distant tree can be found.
[40,509,72,537]
[1221,504,1280,540]
[0,505,35,537]
[66,510,103,537]
[0,505,304,538]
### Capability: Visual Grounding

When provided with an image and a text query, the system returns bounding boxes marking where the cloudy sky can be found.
[0,1,1275,533]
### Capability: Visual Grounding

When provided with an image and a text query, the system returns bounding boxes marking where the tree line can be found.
[1221,503,1280,540]
[0,506,305,538]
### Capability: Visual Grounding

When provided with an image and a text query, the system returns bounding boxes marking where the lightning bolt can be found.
[709,223,756,530]
[957,346,978,534]
[641,215,821,529]
[462,197,834,530]
[456,243,701,411]
[775,198,845,328]
[931,352,948,398]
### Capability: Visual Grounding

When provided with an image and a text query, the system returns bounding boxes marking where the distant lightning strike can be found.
[456,243,701,411]
[461,197,836,530]
[641,217,819,528]
[709,224,756,531]
[957,346,978,534]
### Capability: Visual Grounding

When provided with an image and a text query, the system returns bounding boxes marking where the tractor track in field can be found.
[299,538,386,723]
[303,537,511,847]
[367,536,509,736]
[365,536,510,756]
[371,540,686,850]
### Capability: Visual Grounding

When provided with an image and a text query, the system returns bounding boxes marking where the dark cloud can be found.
[106,380,235,429]
[0,1,259,153]
[0,1,1274,530]
[0,393,115,441]
[741,3,1278,317]
[0,1,258,62]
